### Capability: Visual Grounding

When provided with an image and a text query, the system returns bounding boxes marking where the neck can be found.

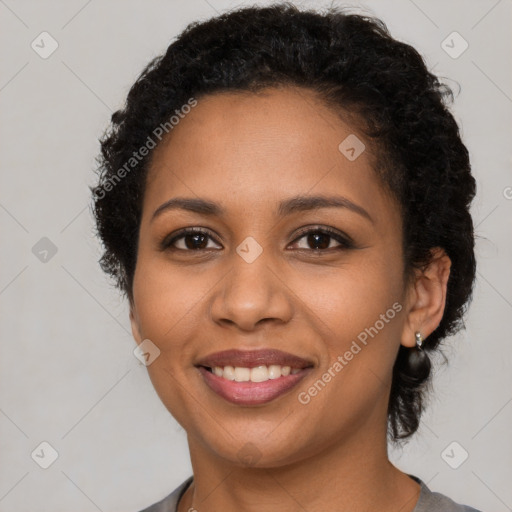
[178,418,420,512]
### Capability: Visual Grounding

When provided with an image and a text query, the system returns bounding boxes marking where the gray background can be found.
[0,0,511,510]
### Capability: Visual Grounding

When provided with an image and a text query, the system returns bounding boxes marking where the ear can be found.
[400,247,451,348]
[129,301,143,345]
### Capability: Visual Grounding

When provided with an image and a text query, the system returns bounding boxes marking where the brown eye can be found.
[160,226,354,253]
[290,227,354,251]
[302,232,333,250]
[180,232,209,250]
[161,228,221,251]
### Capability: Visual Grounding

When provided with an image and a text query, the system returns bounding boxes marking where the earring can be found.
[406,331,431,381]
[415,331,424,349]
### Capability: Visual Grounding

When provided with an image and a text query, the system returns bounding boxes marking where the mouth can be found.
[195,349,314,406]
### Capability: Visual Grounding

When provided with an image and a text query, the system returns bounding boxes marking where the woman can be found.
[91,3,481,511]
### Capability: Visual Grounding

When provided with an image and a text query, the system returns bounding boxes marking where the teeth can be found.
[210,364,300,382]
[268,364,281,379]
[234,367,250,382]
[250,365,269,382]
[223,365,235,381]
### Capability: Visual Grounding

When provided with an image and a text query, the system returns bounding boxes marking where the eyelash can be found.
[160,226,355,253]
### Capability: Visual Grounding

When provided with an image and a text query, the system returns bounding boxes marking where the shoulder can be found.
[137,476,193,512]
[136,474,484,512]
[410,475,483,512]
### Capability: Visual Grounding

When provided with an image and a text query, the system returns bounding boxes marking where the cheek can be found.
[308,254,404,333]
[131,256,210,427]
[294,260,404,426]
[133,254,203,334]
[306,252,405,385]
[131,256,205,375]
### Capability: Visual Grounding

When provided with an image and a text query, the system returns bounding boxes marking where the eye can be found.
[289,226,354,251]
[160,227,221,251]
[160,226,355,253]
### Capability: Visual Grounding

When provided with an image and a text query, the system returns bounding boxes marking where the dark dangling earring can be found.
[407,331,431,381]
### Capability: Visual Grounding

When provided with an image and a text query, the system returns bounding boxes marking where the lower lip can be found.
[198,366,311,406]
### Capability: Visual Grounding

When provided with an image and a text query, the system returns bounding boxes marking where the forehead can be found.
[143,86,395,222]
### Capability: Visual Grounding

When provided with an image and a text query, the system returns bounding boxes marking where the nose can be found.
[210,250,294,332]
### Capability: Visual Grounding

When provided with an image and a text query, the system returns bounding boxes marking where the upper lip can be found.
[195,349,314,369]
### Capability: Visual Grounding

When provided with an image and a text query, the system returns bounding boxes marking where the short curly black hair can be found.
[91,2,476,442]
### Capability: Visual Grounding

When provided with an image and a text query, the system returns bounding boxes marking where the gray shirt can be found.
[139,474,482,512]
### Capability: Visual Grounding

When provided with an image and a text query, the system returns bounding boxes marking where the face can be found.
[130,86,411,467]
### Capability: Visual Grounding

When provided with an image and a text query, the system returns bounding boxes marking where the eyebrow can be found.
[151,194,373,223]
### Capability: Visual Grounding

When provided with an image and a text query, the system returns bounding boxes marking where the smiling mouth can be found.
[197,364,313,406]
[194,348,314,405]
[202,364,303,382]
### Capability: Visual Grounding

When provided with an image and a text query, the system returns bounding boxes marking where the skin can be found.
[129,85,451,512]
